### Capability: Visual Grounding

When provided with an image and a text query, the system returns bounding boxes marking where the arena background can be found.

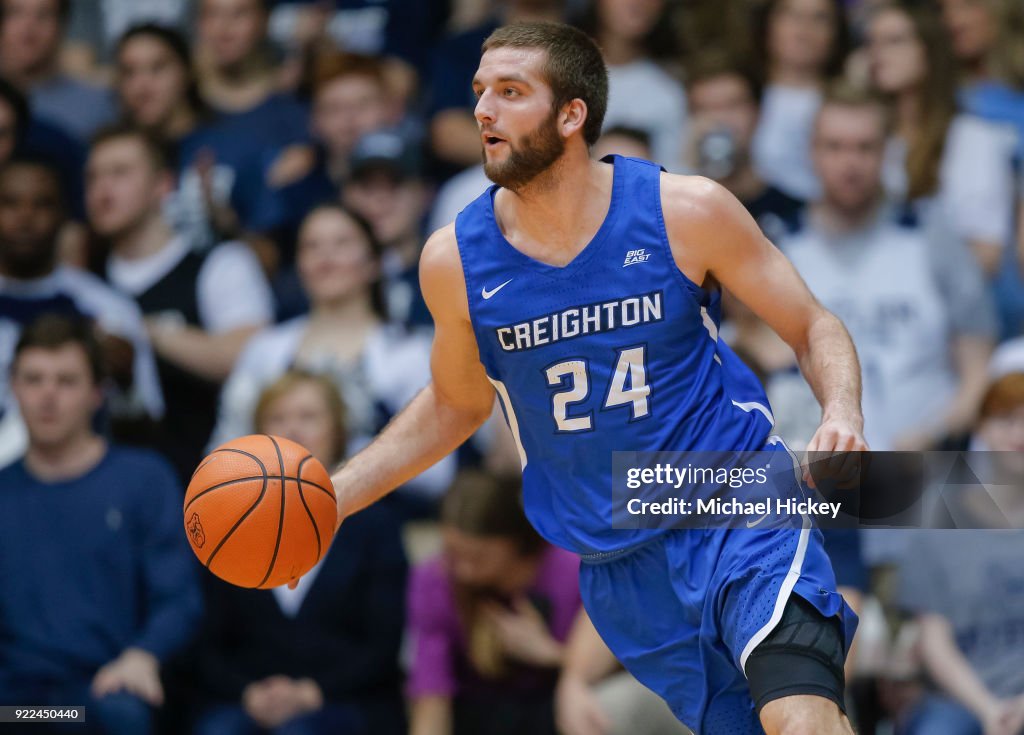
[0,0,1023,733]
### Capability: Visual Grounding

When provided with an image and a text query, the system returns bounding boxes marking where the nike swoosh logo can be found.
[481,278,514,299]
[746,513,770,528]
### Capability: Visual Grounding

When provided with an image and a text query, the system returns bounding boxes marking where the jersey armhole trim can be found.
[651,170,714,311]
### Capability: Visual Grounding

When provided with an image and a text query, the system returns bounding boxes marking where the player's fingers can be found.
[287,577,300,590]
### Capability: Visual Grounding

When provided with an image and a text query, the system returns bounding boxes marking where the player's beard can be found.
[483,108,565,192]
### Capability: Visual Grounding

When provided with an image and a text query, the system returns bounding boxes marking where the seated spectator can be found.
[751,0,850,201]
[0,314,202,734]
[342,130,431,328]
[408,471,582,735]
[575,0,687,171]
[781,85,997,572]
[781,85,997,453]
[865,1,1017,276]
[211,203,452,505]
[893,372,1024,735]
[267,50,396,238]
[428,0,566,173]
[940,0,1024,154]
[0,156,162,467]
[115,22,308,252]
[192,369,407,735]
[685,53,805,243]
[195,0,304,127]
[86,124,274,482]
[0,0,116,141]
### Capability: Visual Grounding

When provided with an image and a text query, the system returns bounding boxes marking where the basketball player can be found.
[326,22,867,735]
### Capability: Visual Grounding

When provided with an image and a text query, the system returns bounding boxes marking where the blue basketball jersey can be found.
[456,156,775,555]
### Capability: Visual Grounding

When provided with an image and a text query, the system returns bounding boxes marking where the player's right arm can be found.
[330,224,496,523]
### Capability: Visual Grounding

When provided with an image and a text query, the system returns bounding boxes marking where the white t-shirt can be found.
[0,266,164,466]
[106,236,275,333]
[883,114,1018,246]
[604,59,688,172]
[780,208,997,451]
[752,84,822,201]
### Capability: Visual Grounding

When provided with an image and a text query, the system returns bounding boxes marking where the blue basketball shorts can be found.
[578,447,858,733]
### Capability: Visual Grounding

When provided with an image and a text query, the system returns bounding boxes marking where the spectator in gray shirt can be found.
[779,83,997,455]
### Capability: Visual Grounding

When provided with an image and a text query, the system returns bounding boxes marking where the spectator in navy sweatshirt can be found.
[192,369,407,735]
[0,313,202,735]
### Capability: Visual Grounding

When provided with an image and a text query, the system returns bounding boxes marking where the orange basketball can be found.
[183,434,337,589]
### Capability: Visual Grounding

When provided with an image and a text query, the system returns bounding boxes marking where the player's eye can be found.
[503,87,518,97]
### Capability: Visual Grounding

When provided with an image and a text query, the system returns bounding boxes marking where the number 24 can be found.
[546,346,650,432]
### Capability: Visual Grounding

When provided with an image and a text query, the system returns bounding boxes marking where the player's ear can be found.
[560,98,588,139]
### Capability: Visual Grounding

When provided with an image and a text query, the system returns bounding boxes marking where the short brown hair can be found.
[686,52,764,106]
[441,470,543,556]
[309,50,387,98]
[12,314,106,384]
[979,373,1024,420]
[482,22,608,146]
[90,123,169,172]
[818,81,891,136]
[253,370,349,465]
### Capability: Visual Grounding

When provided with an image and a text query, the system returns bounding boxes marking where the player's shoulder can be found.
[420,222,459,272]
[659,172,744,224]
[419,223,470,320]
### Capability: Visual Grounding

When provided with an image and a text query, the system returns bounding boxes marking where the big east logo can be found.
[623,248,650,267]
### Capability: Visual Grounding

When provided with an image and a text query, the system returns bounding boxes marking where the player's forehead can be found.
[473,46,549,88]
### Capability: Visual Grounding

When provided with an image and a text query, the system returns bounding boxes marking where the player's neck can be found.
[111,214,176,261]
[498,157,612,262]
[25,433,106,483]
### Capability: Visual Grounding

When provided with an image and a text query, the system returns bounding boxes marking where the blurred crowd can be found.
[0,0,1023,734]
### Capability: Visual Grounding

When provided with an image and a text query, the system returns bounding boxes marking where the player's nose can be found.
[474,90,497,125]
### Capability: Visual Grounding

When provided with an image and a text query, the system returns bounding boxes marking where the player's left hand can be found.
[485,596,564,667]
[91,647,164,706]
[803,415,869,490]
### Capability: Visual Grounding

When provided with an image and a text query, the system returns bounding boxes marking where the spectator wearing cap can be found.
[0,0,117,143]
[343,130,432,329]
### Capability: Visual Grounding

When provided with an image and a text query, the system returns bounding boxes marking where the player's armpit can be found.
[419,225,496,422]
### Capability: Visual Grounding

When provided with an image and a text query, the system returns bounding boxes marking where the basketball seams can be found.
[202,451,270,578]
[184,474,334,513]
[296,454,323,564]
[257,435,288,589]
